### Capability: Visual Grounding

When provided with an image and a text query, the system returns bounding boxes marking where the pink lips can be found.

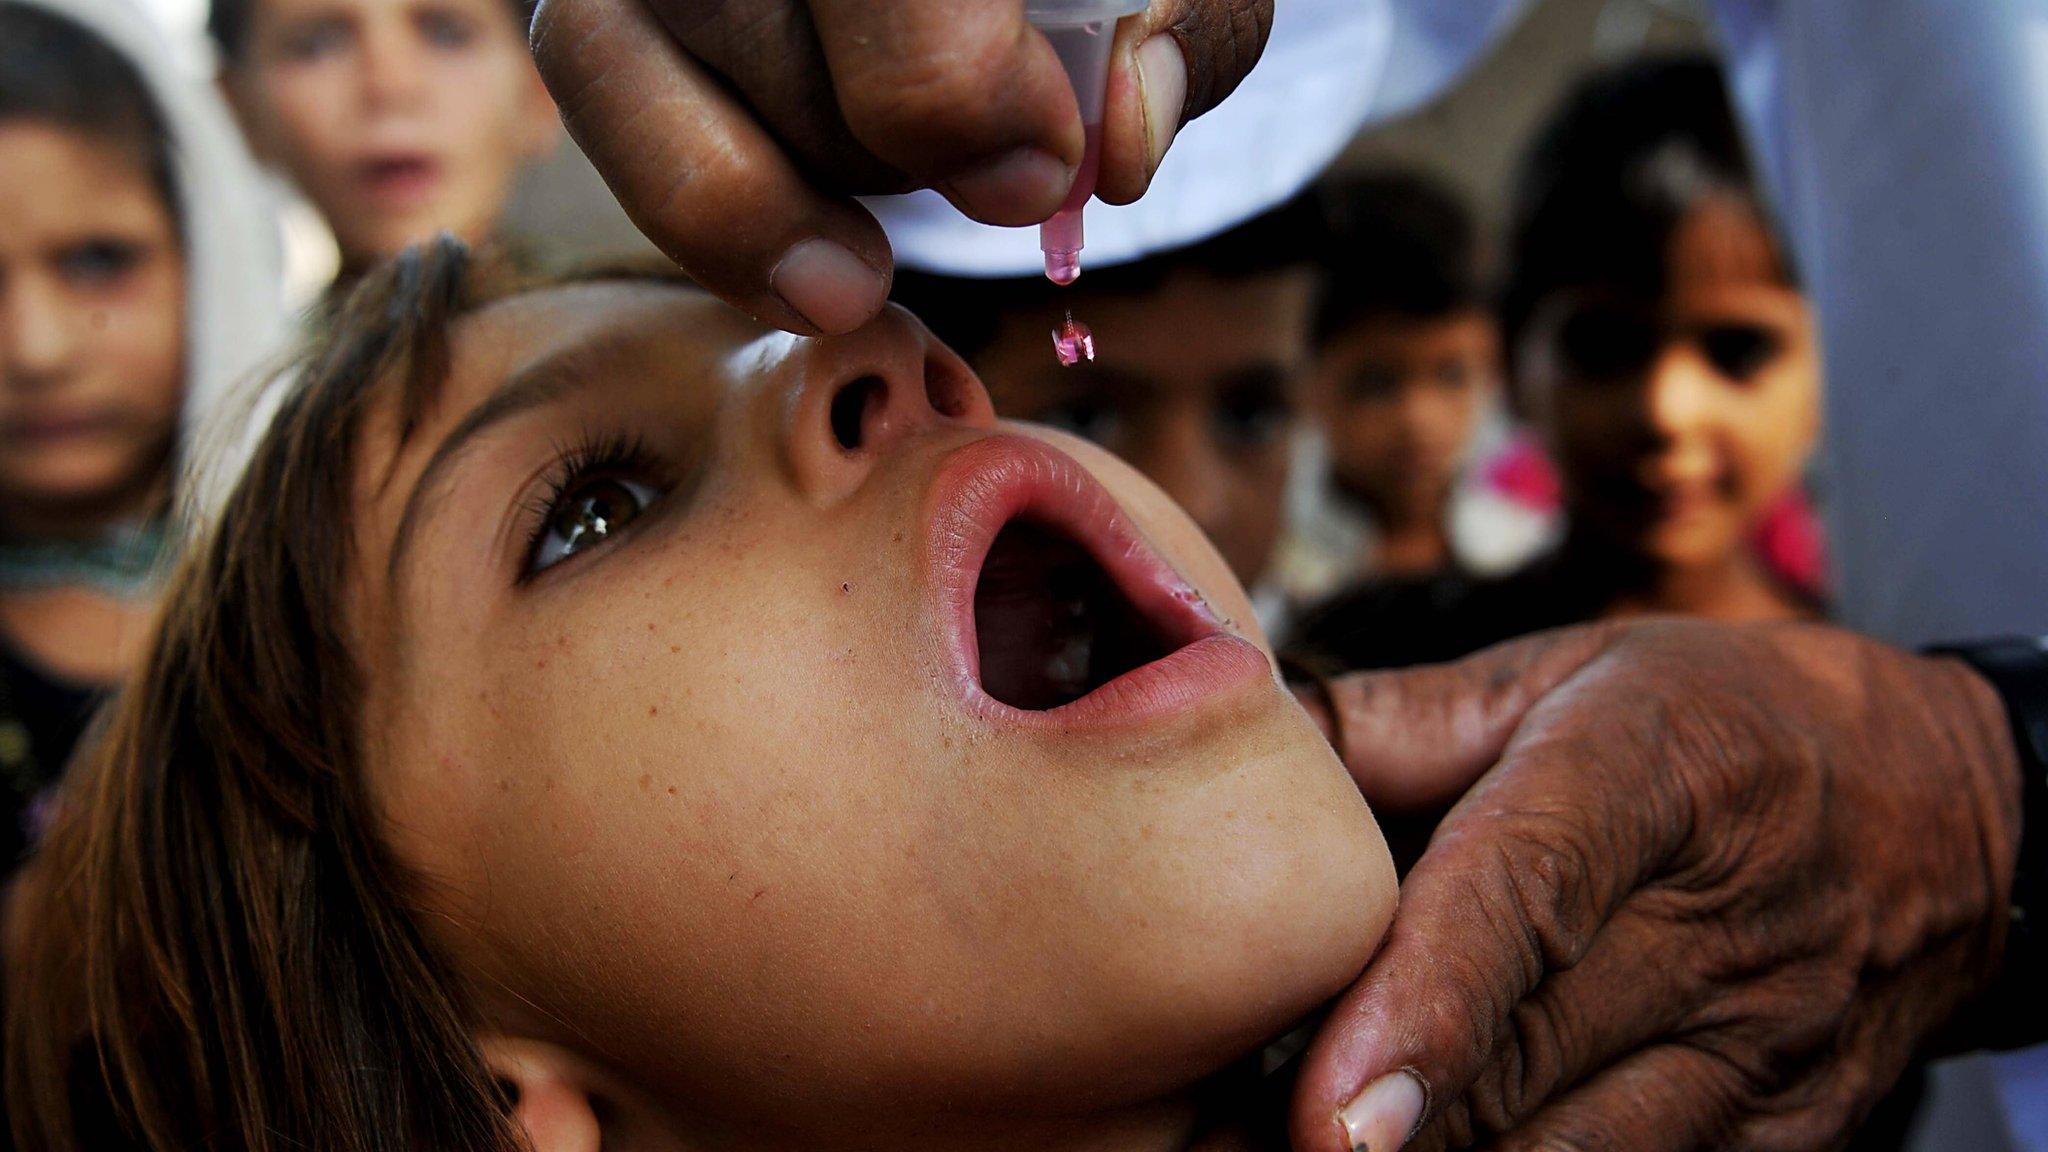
[355,153,442,210]
[923,434,1271,731]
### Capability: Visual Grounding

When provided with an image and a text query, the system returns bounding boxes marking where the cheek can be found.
[1336,406,1396,458]
[388,502,1009,1105]
[258,73,354,172]
[116,270,187,414]
[1227,446,1289,527]
[1727,373,1820,500]
[439,56,538,159]
[66,267,186,424]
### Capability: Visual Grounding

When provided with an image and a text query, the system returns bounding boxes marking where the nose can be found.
[773,304,996,504]
[0,278,78,391]
[1393,379,1449,455]
[1644,344,1719,443]
[360,25,428,113]
[1139,408,1229,538]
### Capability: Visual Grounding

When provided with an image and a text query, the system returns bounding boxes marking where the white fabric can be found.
[873,0,1530,276]
[1711,0,2048,646]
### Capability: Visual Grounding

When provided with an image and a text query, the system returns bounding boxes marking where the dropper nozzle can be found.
[1026,0,1145,283]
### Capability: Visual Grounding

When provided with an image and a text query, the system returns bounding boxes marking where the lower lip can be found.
[924,435,1273,733]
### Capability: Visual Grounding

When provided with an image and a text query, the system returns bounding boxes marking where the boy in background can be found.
[211,0,558,277]
[1302,170,1555,588]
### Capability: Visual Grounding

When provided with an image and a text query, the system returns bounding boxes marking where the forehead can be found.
[1665,196,1785,288]
[0,122,167,240]
[428,280,749,427]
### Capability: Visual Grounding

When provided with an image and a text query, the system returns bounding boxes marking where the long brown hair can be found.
[7,238,531,1151]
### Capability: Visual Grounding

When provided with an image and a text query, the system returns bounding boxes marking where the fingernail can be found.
[1135,33,1186,178]
[939,146,1073,225]
[770,238,886,335]
[1337,1069,1426,1152]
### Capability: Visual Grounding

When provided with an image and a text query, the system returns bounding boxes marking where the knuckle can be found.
[1490,816,1600,970]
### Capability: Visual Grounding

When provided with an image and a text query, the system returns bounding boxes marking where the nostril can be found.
[830,375,887,451]
[925,355,975,419]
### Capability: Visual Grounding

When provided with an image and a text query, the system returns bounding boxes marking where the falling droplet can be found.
[1052,310,1095,367]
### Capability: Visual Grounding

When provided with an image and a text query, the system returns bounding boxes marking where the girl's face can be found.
[231,0,557,264]
[351,282,1394,1144]
[1521,196,1820,572]
[0,122,184,529]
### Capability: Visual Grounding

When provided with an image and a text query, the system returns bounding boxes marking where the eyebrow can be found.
[382,337,618,590]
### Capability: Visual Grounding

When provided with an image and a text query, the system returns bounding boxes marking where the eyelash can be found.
[517,431,662,582]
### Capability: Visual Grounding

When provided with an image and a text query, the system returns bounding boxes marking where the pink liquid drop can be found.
[1052,311,1095,367]
[1041,123,1101,285]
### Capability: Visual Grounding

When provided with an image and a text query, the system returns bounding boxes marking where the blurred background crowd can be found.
[4,0,1998,1141]
[0,0,1841,799]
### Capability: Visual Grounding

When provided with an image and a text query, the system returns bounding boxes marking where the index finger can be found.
[530,0,893,334]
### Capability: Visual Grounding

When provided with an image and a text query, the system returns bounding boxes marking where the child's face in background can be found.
[1316,309,1500,530]
[349,282,1392,1143]
[0,122,184,530]
[969,267,1312,589]
[1520,195,1819,572]
[229,0,557,264]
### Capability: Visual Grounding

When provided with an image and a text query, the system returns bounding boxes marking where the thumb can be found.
[1323,624,1621,816]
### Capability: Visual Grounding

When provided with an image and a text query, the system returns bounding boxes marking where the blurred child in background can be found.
[1288,170,1554,597]
[0,0,281,867]
[211,0,558,281]
[894,201,1321,622]
[1291,55,1826,672]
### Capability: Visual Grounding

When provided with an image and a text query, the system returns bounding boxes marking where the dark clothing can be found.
[0,637,104,867]
[1287,542,1826,673]
[1286,552,1612,673]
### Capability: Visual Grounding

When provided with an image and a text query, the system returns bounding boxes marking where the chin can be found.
[1091,715,1396,1096]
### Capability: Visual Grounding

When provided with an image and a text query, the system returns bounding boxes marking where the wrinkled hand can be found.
[1290,620,2022,1152]
[528,0,1271,335]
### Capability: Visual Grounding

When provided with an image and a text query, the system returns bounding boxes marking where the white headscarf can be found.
[13,0,287,516]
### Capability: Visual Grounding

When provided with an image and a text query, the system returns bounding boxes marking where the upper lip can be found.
[922,433,1268,731]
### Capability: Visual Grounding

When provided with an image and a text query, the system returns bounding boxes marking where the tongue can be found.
[973,520,1174,710]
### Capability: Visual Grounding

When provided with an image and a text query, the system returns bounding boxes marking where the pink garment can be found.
[1479,432,1563,512]
[1750,488,1831,602]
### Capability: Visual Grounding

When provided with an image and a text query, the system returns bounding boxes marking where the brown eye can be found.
[529,476,655,574]
[1698,323,1785,383]
[56,239,145,288]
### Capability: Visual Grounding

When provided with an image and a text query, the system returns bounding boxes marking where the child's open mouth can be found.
[973,519,1179,709]
[926,435,1270,729]
[356,153,443,208]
